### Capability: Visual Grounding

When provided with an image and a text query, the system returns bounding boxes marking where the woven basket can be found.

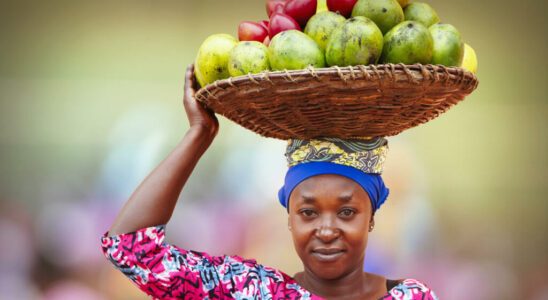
[195,63,479,140]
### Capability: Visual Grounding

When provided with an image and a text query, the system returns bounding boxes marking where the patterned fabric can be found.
[381,279,439,300]
[101,225,438,300]
[285,137,388,175]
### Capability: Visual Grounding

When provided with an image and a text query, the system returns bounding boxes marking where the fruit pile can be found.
[194,0,478,88]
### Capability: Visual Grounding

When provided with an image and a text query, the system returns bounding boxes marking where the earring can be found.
[288,226,292,231]
[369,225,374,231]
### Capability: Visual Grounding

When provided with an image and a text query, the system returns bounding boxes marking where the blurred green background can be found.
[0,0,547,299]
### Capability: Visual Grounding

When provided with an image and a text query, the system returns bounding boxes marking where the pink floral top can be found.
[101,226,439,300]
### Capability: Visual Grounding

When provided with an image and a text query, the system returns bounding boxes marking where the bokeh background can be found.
[1,0,547,299]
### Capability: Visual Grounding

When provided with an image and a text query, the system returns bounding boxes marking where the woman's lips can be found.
[311,248,345,262]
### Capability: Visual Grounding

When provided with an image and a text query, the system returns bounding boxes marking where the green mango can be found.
[195,34,238,87]
[305,11,347,51]
[404,2,440,28]
[351,0,404,34]
[326,17,384,66]
[381,21,433,65]
[429,23,464,67]
[228,41,270,77]
[269,30,326,70]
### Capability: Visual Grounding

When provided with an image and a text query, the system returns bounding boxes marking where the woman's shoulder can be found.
[382,278,439,300]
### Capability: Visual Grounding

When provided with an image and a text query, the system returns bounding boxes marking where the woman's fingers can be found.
[184,64,202,116]
[184,65,195,106]
[183,64,219,136]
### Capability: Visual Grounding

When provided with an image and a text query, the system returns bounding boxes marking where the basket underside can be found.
[195,64,479,140]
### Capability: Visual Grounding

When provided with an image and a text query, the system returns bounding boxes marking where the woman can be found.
[101,65,439,299]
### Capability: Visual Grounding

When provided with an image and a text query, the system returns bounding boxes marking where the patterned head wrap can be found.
[278,137,389,214]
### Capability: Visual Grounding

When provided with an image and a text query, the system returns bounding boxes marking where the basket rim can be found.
[196,63,477,95]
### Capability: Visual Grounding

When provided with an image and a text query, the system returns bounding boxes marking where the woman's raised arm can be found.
[107,65,219,236]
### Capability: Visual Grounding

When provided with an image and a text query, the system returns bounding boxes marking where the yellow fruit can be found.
[317,0,328,12]
[228,41,270,77]
[195,34,238,87]
[461,43,478,74]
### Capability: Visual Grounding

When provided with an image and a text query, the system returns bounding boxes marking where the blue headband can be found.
[278,162,390,214]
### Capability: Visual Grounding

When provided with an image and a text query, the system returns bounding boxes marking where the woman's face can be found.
[288,174,373,280]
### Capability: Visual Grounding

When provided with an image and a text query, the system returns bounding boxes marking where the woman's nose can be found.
[314,216,340,243]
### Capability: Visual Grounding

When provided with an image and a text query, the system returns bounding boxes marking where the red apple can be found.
[259,20,270,32]
[268,12,301,38]
[266,0,288,17]
[238,21,269,42]
[284,0,317,28]
[327,0,358,18]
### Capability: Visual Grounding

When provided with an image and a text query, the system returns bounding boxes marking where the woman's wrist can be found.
[187,124,217,145]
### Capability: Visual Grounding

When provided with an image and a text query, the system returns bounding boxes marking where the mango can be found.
[305,11,347,51]
[269,30,326,70]
[195,34,238,87]
[429,23,464,67]
[381,21,433,64]
[404,2,440,28]
[351,0,404,34]
[228,41,270,77]
[461,43,478,74]
[326,17,384,66]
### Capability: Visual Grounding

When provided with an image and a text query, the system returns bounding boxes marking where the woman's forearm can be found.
[108,125,215,236]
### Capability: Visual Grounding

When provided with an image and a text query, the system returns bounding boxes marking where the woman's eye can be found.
[300,209,317,217]
[339,208,355,217]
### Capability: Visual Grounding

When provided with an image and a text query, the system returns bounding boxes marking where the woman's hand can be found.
[184,64,219,139]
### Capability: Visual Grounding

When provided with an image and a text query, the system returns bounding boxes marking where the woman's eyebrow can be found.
[301,194,354,203]
[302,196,316,204]
[338,194,353,202]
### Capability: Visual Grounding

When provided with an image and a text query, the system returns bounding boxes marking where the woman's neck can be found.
[294,267,386,299]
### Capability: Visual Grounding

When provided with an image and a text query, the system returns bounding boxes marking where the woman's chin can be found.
[308,265,347,280]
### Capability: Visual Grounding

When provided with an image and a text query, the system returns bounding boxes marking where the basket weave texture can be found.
[195,63,479,140]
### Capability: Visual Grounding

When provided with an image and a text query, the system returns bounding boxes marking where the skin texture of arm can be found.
[108,65,219,236]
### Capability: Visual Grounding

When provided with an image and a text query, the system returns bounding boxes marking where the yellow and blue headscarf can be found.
[278,137,390,214]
